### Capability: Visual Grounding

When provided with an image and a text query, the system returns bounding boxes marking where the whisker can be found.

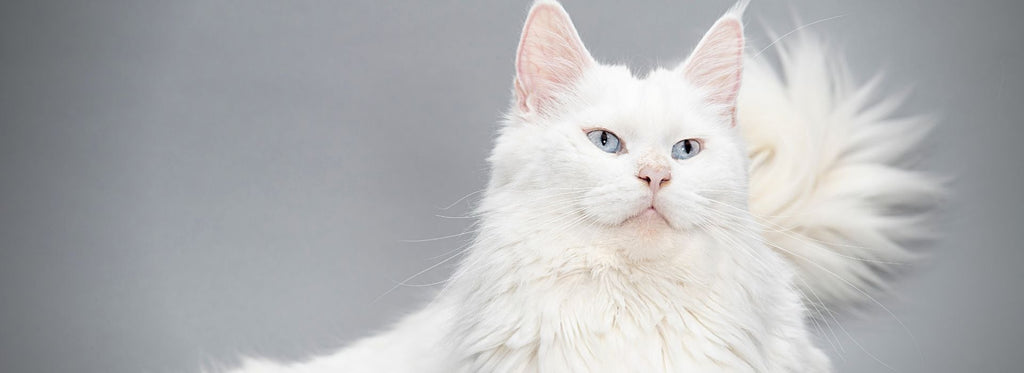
[400,229,480,243]
[373,248,467,303]
[793,272,847,356]
[699,222,899,367]
[434,214,481,219]
[754,14,847,58]
[702,212,920,366]
[697,221,853,357]
[439,189,485,210]
[697,194,909,265]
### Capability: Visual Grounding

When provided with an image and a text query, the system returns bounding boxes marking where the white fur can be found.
[227,1,940,372]
[740,39,943,309]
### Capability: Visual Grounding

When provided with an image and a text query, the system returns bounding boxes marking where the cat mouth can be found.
[624,206,669,225]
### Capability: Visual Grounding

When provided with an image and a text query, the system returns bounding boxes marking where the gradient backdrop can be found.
[1,1,1021,372]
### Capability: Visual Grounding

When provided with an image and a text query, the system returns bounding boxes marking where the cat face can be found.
[485,1,747,259]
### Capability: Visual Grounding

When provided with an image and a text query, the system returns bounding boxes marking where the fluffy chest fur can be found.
[443,225,828,373]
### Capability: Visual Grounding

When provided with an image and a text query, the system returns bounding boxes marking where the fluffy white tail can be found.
[739,37,944,308]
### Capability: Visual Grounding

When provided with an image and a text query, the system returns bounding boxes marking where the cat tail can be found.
[738,35,945,309]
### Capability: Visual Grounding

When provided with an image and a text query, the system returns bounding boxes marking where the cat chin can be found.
[587,210,692,261]
[621,207,671,229]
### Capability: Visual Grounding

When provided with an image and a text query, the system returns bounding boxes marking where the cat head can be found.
[484,0,750,261]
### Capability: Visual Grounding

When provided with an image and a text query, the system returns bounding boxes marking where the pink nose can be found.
[637,166,671,194]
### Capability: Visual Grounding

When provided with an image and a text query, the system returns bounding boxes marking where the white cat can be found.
[229,1,941,372]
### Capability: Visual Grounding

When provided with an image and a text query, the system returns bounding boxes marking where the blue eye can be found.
[586,130,621,153]
[672,139,701,160]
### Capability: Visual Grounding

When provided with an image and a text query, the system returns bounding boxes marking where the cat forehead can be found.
[571,66,714,134]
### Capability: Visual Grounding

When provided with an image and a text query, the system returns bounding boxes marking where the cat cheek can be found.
[657,194,700,227]
[581,185,648,223]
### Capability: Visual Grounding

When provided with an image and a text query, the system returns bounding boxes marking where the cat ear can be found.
[514,1,595,115]
[679,10,745,126]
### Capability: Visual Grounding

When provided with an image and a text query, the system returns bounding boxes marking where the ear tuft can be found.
[727,0,750,19]
[681,13,745,126]
[514,1,594,115]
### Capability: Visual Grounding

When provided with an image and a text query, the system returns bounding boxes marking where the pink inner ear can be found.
[514,3,594,114]
[682,17,744,124]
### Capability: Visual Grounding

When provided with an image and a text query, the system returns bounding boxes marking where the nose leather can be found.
[637,165,671,194]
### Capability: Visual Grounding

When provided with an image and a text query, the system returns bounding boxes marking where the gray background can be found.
[0,0,1020,372]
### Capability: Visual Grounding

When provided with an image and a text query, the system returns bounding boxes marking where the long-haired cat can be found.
[229,1,941,371]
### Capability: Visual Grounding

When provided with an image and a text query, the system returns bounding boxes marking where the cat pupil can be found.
[672,139,701,160]
[586,129,621,153]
